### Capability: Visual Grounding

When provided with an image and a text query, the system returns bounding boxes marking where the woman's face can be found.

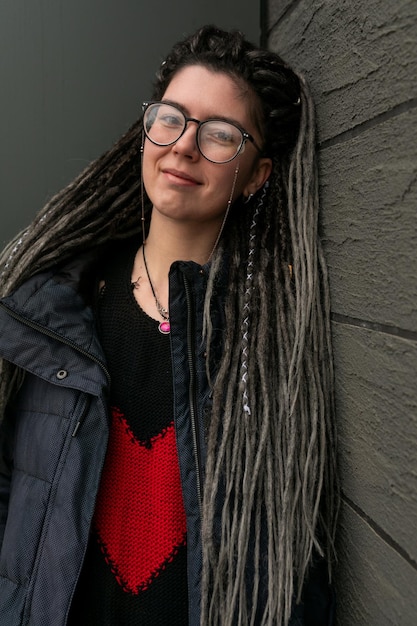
[142,65,271,230]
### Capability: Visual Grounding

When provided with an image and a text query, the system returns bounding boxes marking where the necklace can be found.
[141,244,170,335]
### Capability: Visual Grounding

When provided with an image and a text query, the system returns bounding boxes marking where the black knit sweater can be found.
[69,241,188,625]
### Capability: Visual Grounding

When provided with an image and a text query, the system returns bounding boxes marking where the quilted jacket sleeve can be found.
[0,405,14,546]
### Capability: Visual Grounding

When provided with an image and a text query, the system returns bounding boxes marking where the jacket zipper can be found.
[182,273,204,516]
[0,302,111,385]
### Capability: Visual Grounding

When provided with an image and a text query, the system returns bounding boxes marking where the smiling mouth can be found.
[163,169,201,185]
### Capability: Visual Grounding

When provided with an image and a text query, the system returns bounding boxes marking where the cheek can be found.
[209,166,239,203]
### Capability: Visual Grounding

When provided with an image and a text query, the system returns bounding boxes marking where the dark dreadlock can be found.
[0,25,338,625]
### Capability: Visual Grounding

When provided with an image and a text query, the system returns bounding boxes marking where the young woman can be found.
[0,25,338,625]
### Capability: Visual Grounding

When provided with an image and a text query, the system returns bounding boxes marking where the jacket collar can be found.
[0,251,109,394]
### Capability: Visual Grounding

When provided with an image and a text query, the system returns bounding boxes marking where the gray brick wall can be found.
[263,1,417,623]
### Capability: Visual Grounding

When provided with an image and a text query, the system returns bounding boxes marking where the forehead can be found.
[162,65,253,123]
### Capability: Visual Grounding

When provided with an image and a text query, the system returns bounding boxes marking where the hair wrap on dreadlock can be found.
[239,182,269,418]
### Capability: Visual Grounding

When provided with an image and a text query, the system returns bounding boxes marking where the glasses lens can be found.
[198,121,243,163]
[143,103,185,146]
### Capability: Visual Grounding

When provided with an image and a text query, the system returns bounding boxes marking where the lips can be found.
[162,168,201,185]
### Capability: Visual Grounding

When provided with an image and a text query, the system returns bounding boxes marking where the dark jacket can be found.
[0,253,334,625]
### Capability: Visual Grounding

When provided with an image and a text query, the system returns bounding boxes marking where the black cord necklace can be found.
[141,244,170,335]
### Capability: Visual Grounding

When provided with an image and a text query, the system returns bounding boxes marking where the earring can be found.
[244,193,254,204]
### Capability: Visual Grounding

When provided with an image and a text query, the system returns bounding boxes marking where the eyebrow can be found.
[160,98,247,129]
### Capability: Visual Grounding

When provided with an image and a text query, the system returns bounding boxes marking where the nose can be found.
[173,120,199,159]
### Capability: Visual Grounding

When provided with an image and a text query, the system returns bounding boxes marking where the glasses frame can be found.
[142,101,262,164]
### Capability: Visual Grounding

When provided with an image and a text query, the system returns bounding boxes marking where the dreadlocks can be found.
[0,25,338,625]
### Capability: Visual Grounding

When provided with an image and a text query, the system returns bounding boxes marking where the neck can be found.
[132,209,223,330]
[144,212,222,271]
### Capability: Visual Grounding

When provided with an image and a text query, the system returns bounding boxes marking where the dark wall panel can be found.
[320,109,417,331]
[0,1,259,246]
[333,323,417,562]
[337,502,417,625]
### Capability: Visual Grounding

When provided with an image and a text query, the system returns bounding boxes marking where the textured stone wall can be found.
[263,1,417,623]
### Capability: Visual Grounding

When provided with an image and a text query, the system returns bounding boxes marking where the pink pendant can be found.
[159,320,170,334]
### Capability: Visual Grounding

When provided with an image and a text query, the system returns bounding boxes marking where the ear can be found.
[242,157,272,198]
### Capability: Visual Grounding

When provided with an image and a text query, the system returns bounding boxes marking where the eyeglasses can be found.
[142,101,262,164]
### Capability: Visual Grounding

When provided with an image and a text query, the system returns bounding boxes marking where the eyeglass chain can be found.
[135,131,239,334]
[132,137,170,335]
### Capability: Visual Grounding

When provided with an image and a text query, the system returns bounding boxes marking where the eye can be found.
[156,106,184,129]
[202,122,241,146]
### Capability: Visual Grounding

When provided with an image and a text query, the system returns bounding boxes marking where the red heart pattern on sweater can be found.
[93,407,187,593]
